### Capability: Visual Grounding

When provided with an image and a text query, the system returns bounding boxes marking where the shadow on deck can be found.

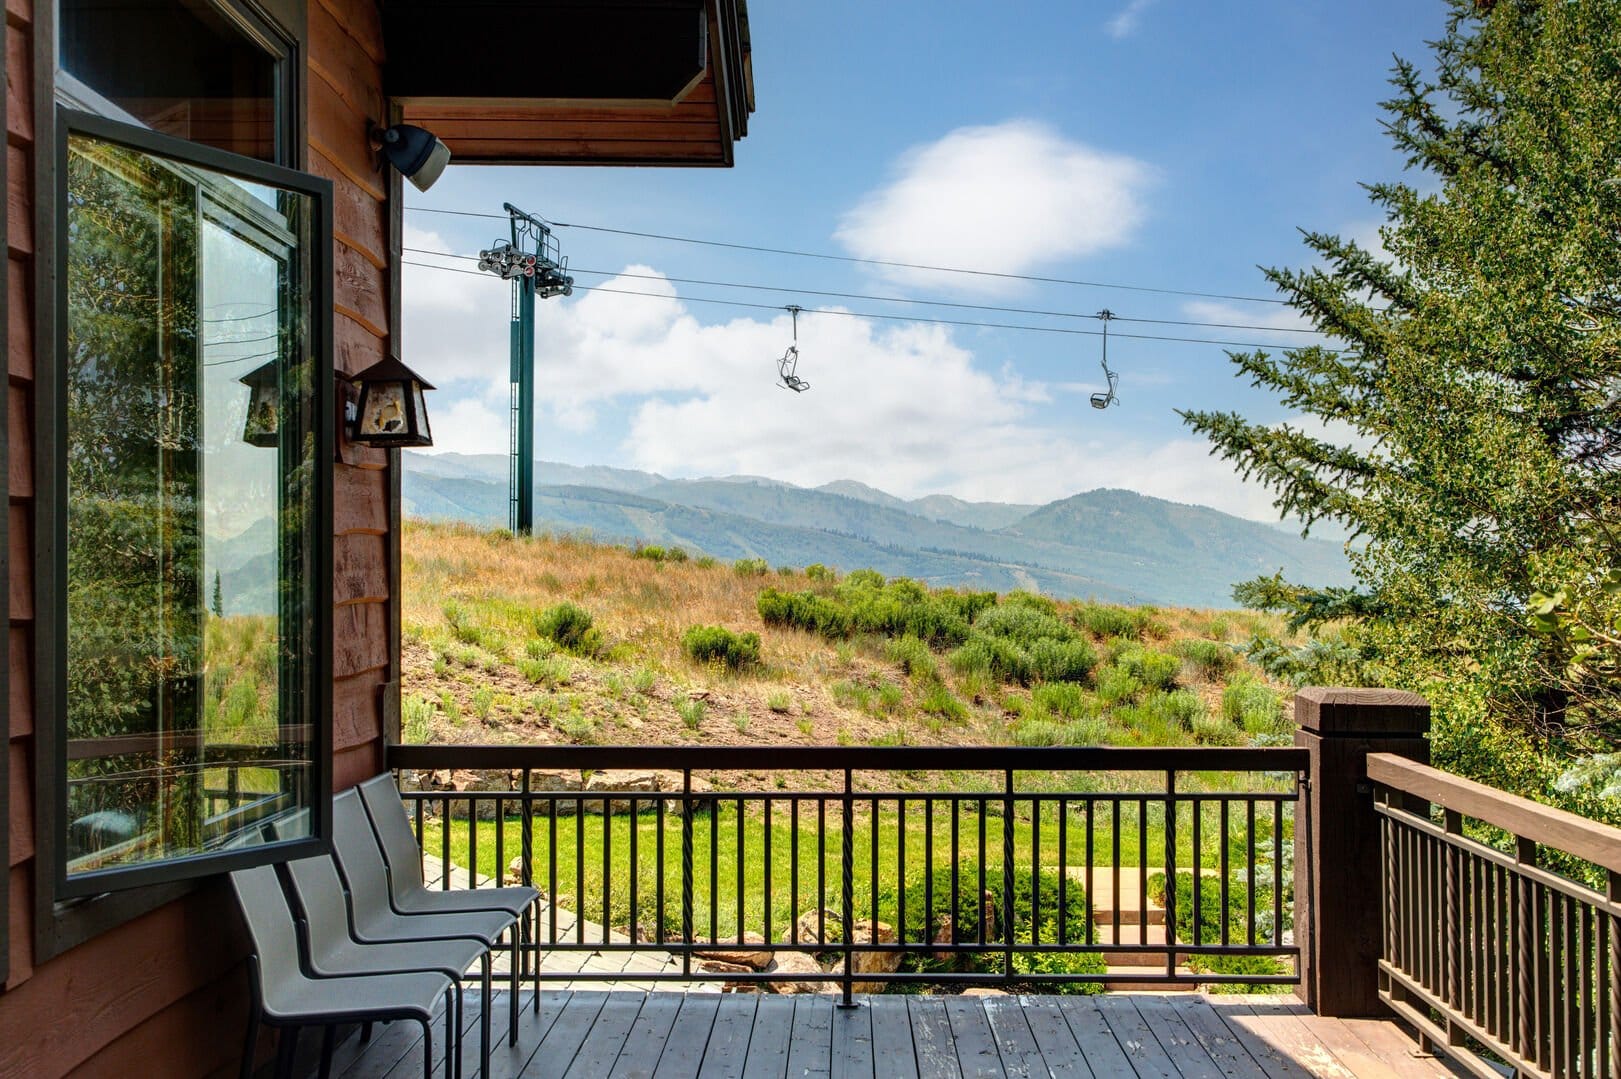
[304,989,1468,1079]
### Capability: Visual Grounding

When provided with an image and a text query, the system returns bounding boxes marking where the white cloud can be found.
[403,255,1296,521]
[833,121,1155,291]
[1106,0,1158,39]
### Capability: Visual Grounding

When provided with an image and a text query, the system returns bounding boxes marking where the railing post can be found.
[1294,686,1429,1017]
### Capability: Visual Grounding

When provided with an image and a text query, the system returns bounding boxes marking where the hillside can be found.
[402,453,1352,609]
[401,520,1303,759]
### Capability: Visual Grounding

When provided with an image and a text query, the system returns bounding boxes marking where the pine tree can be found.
[1180,0,1621,796]
[212,570,224,619]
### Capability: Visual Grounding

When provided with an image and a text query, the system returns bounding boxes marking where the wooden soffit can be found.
[385,0,753,166]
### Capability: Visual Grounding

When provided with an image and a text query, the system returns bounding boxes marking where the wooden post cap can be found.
[1295,687,1430,737]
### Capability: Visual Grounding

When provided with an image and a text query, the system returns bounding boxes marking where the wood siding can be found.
[0,1,400,1074]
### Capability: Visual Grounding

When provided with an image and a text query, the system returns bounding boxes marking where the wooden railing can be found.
[1370,753,1621,1079]
[386,743,1306,1001]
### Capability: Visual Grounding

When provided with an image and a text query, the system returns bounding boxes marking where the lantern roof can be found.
[351,355,435,391]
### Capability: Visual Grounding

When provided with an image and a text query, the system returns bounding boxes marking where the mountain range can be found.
[401,452,1354,609]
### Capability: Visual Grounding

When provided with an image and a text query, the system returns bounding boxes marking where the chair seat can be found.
[396,884,539,919]
[261,964,449,1027]
[312,933,485,982]
[354,902,515,948]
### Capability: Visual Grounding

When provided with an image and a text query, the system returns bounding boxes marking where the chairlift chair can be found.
[1090,309,1119,409]
[777,305,809,392]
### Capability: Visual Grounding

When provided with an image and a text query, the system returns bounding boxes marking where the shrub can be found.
[1072,603,1143,639]
[1147,688,1205,728]
[1094,664,1141,704]
[1002,590,1059,616]
[1173,638,1237,679]
[682,625,762,670]
[1192,711,1243,745]
[1146,871,1287,988]
[733,557,770,577]
[518,655,569,687]
[402,693,434,743]
[1030,682,1097,721]
[1223,675,1284,734]
[694,556,718,569]
[974,602,1076,648]
[757,588,854,639]
[534,602,603,656]
[886,635,939,682]
[805,563,835,581]
[677,698,706,729]
[919,683,969,722]
[666,546,689,563]
[632,544,668,562]
[880,862,1105,993]
[1027,638,1098,683]
[766,691,792,714]
[1116,647,1179,689]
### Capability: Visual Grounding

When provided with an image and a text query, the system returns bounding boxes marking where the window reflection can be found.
[64,132,317,877]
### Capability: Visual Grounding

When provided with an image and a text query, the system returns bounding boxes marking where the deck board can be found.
[306,991,1458,1079]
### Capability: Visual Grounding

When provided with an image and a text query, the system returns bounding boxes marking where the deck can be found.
[307,990,1467,1079]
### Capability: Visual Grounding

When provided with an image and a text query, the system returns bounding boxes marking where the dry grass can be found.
[401,520,1300,755]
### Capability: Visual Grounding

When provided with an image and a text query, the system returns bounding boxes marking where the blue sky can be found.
[401,0,1444,521]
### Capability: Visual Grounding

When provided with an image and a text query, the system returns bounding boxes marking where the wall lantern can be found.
[348,355,435,448]
[374,123,450,192]
[239,360,280,447]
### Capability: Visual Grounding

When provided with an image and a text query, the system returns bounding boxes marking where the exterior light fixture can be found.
[240,359,280,447]
[348,356,435,448]
[374,123,450,192]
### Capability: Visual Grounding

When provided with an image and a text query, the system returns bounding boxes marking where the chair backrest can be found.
[283,854,357,961]
[331,789,394,920]
[357,774,426,893]
[229,864,304,1008]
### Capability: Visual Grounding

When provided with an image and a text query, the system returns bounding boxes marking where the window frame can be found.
[29,0,325,958]
[50,108,335,900]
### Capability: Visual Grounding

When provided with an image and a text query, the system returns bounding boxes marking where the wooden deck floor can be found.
[307,990,1468,1079]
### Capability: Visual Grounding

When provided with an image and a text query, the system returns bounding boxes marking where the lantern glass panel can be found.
[412,382,431,442]
[359,380,410,438]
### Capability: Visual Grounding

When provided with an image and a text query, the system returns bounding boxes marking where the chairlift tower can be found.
[477,203,573,534]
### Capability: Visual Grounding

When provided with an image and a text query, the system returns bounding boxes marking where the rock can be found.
[584,770,664,814]
[766,951,829,994]
[693,933,773,970]
[848,919,900,994]
[503,854,526,886]
[785,909,844,947]
[960,987,1008,997]
[932,914,956,961]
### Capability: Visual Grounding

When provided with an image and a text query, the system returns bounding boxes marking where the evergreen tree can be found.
[1180,0,1621,799]
[212,570,224,619]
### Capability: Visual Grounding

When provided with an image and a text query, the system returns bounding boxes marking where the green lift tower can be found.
[477,204,573,534]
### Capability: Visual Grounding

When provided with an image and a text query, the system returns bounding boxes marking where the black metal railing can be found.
[387,744,1305,999]
[1370,753,1621,1079]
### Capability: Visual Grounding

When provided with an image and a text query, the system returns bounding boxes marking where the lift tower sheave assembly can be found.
[477,203,573,535]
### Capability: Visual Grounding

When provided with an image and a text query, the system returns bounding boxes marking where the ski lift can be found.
[1090,309,1119,409]
[778,304,809,392]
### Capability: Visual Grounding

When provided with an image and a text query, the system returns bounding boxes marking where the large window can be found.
[54,108,330,895]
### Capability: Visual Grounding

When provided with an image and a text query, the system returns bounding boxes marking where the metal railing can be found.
[1370,753,1621,1079]
[387,744,1305,1000]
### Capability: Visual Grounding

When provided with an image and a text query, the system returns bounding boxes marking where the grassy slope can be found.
[402,520,1302,762]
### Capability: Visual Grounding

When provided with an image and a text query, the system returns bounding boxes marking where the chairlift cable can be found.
[402,247,1332,336]
[406,206,1293,305]
[400,258,1357,353]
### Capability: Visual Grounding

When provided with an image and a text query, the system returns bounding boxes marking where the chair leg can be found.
[531,901,541,1014]
[508,929,520,1046]
[274,1026,299,1079]
[359,1021,373,1044]
[445,990,457,1079]
[481,954,492,1079]
[318,1025,336,1079]
[421,1021,434,1079]
[240,1009,262,1079]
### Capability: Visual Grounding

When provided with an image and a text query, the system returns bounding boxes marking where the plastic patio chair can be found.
[330,790,523,1051]
[281,853,492,1079]
[357,774,542,1011]
[229,864,454,1079]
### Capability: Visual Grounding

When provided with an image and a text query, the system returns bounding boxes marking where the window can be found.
[57,0,287,163]
[48,6,329,898]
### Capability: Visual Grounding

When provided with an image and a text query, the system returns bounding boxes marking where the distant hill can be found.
[402,452,1353,608]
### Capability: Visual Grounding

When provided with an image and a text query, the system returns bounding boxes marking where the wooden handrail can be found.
[1367,752,1621,874]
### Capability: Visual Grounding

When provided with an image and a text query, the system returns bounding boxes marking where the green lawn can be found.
[423,796,1291,945]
